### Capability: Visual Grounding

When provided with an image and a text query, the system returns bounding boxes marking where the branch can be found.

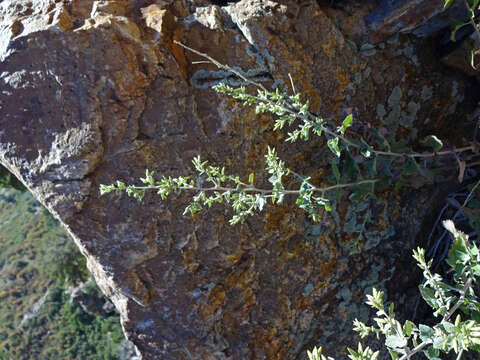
[125,178,378,196]
[174,41,477,160]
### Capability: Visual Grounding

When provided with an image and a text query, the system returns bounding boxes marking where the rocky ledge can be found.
[0,0,478,359]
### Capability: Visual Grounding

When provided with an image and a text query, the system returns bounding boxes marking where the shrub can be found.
[308,221,480,360]
[99,42,480,360]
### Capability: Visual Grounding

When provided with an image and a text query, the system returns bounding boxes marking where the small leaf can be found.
[419,324,435,342]
[248,172,255,185]
[423,346,440,360]
[337,114,353,135]
[420,135,443,152]
[444,0,454,8]
[404,320,414,337]
[327,138,341,157]
[450,21,470,41]
[403,157,419,176]
[385,335,407,349]
[419,286,439,310]
[331,161,341,183]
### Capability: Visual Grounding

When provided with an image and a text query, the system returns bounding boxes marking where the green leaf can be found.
[450,21,470,41]
[423,347,440,360]
[446,236,470,268]
[432,335,446,350]
[327,138,341,157]
[363,157,377,177]
[337,114,353,135]
[419,285,439,310]
[403,157,419,176]
[343,152,362,180]
[331,161,341,183]
[248,172,255,185]
[472,264,480,277]
[420,135,443,152]
[444,0,454,8]
[419,324,435,342]
[404,320,414,337]
[385,335,407,349]
[388,349,400,360]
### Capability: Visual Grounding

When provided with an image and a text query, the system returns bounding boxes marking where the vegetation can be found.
[0,187,125,359]
[0,164,25,191]
[101,42,475,225]
[99,30,480,359]
[309,221,480,360]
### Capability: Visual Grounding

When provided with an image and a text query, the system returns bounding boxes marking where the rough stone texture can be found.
[0,0,477,359]
[365,0,469,42]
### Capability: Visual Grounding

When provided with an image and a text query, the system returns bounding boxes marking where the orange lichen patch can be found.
[333,67,350,104]
[200,285,226,319]
[335,68,350,91]
[225,252,243,265]
[310,168,329,186]
[264,204,297,239]
[254,327,290,360]
[318,233,339,259]
[296,295,313,310]
[243,287,256,309]
[321,34,338,58]
[299,80,322,114]
[137,141,159,165]
[225,266,255,289]
[170,30,189,81]
[182,237,199,272]
[314,259,336,290]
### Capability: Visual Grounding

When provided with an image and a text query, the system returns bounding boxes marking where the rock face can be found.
[0,0,477,359]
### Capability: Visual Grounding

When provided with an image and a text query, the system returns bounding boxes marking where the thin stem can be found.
[174,41,477,161]
[457,348,464,360]
[129,178,378,196]
[442,275,473,323]
[173,41,267,92]
[398,340,432,360]
[466,0,480,49]
[465,0,480,69]
[461,178,480,209]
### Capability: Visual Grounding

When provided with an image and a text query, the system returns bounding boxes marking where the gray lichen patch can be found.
[359,43,376,57]
[376,85,427,140]
[190,44,275,89]
[447,80,465,115]
[387,86,403,108]
[400,101,421,127]
[420,85,433,101]
[190,67,271,88]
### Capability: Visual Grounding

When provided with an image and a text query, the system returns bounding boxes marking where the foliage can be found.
[445,0,480,69]
[308,221,480,360]
[40,229,90,287]
[100,44,475,225]
[98,43,480,360]
[0,188,124,359]
[0,164,25,191]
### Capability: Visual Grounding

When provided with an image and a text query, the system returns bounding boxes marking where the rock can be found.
[441,32,480,76]
[0,0,477,359]
[365,0,469,43]
[66,281,117,318]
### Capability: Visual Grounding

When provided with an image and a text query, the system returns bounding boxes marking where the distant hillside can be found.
[0,188,128,360]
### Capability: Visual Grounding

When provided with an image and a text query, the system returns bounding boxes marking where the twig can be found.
[127,179,378,196]
[442,276,473,323]
[398,339,433,360]
[174,40,268,92]
[174,41,477,161]
[461,178,480,209]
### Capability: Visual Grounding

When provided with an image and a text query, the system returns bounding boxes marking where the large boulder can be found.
[0,0,476,358]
